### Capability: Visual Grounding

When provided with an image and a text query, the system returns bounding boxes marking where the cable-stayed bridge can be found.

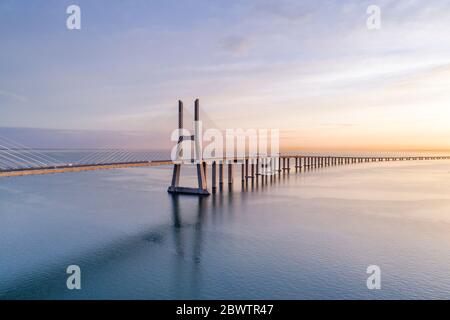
[1,100,449,196]
[0,140,173,177]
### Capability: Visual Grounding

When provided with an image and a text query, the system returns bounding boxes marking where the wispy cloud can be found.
[0,90,28,103]
[252,1,315,22]
[220,36,252,56]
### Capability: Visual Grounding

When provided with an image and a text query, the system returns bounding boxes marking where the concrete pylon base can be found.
[168,186,210,196]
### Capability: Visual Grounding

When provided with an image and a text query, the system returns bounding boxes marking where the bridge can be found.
[1,99,449,196]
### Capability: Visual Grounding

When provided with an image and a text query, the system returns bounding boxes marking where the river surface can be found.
[1,158,450,299]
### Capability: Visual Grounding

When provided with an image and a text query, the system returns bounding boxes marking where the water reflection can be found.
[3,160,450,299]
[1,162,319,298]
[170,195,207,298]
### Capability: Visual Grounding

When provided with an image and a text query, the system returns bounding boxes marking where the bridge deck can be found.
[1,156,449,178]
[0,161,173,177]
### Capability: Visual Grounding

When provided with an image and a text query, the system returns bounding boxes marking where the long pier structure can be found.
[0,99,449,196]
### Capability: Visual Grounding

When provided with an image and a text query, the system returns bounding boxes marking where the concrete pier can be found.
[219,162,224,185]
[211,161,217,192]
[245,159,249,179]
[228,163,233,185]
[168,99,209,196]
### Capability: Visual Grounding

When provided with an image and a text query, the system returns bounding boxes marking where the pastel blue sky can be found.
[1,0,450,150]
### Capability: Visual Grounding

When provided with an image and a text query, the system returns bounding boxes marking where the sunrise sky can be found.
[1,0,450,151]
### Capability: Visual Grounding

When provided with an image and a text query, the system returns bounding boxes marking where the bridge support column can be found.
[219,162,224,185]
[228,163,233,185]
[203,162,208,185]
[211,161,217,192]
[170,163,181,191]
[245,159,249,179]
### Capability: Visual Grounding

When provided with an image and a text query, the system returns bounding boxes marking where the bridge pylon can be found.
[167,99,210,196]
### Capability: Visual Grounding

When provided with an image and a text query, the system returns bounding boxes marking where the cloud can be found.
[320,123,357,128]
[252,1,315,22]
[0,90,28,103]
[220,36,252,56]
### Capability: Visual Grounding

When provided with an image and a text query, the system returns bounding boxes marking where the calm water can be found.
[1,158,450,299]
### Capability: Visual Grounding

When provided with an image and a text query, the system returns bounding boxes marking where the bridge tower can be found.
[167,99,210,196]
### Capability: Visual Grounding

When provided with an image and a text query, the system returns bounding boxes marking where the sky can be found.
[1,0,450,151]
